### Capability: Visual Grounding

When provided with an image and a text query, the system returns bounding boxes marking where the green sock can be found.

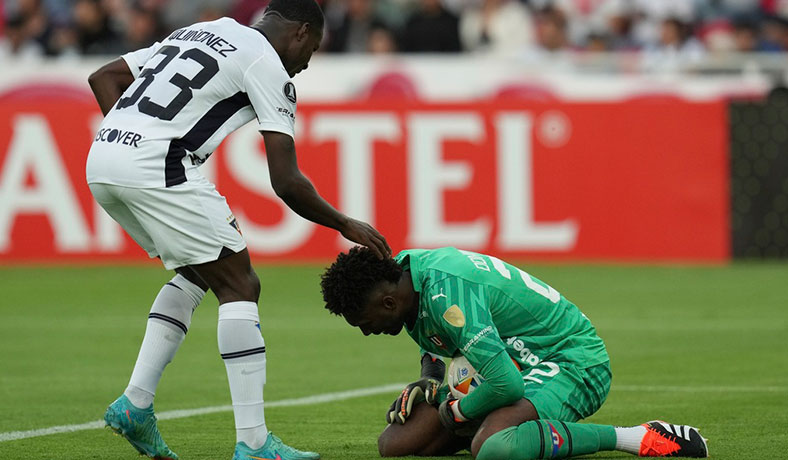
[477,419,618,460]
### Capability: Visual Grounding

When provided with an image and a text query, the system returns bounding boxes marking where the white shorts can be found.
[89,177,246,270]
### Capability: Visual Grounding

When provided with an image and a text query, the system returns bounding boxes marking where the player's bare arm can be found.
[262,130,391,259]
[87,58,135,116]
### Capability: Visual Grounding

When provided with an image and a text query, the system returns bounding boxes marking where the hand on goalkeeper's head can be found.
[385,377,441,424]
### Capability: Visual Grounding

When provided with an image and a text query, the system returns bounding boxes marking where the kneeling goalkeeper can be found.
[320,247,708,459]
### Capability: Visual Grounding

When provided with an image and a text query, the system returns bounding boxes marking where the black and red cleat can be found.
[639,420,709,457]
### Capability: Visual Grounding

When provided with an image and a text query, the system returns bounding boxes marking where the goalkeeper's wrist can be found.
[449,400,469,422]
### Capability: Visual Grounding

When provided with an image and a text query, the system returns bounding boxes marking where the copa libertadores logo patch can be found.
[283,82,297,103]
[443,305,465,328]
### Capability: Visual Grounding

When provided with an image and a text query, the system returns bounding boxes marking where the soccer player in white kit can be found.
[85,1,390,459]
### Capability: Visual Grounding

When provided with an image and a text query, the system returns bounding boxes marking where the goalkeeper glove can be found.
[385,377,441,424]
[438,398,477,437]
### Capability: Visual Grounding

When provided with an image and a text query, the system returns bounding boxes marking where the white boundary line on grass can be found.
[0,383,408,443]
[1,382,786,443]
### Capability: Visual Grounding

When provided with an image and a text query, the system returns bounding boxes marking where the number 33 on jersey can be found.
[86,17,297,189]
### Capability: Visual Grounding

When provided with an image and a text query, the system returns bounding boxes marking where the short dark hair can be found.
[266,0,324,30]
[321,246,402,317]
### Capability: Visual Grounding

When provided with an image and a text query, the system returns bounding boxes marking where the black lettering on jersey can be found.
[167,27,237,58]
[195,31,213,43]
[205,36,233,56]
[225,44,238,56]
[168,28,186,40]
[182,29,199,41]
[212,40,238,57]
[95,128,143,147]
[277,107,294,120]
[188,151,212,166]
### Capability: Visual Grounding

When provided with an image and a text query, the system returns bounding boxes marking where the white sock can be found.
[614,425,647,455]
[124,274,205,409]
[218,301,268,449]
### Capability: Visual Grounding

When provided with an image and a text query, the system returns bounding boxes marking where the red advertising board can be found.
[0,85,729,264]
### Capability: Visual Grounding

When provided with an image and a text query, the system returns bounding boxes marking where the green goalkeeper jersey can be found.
[397,247,609,418]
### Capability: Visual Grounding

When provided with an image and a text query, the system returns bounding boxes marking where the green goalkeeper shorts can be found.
[523,360,611,422]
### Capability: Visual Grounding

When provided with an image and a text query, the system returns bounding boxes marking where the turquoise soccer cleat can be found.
[232,432,319,460]
[104,395,178,460]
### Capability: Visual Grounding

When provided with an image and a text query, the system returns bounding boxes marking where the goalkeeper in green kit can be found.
[320,247,709,459]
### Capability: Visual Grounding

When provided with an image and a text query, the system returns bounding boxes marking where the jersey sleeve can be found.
[121,41,164,78]
[457,349,524,419]
[243,57,296,138]
[425,277,506,368]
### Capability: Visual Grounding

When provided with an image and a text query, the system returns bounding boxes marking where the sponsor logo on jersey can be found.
[442,305,465,327]
[283,82,297,103]
[277,106,294,120]
[547,422,564,457]
[506,337,543,367]
[461,325,493,353]
[428,335,446,349]
[431,288,447,301]
[94,128,143,147]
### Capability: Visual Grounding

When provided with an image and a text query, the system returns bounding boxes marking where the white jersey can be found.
[86,17,296,188]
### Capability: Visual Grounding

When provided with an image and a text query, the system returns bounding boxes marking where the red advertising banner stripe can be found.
[0,92,729,263]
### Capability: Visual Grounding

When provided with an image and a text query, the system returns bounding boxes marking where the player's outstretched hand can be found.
[385,377,441,424]
[340,218,391,259]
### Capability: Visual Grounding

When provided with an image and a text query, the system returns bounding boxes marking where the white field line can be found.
[1,382,786,443]
[0,383,408,443]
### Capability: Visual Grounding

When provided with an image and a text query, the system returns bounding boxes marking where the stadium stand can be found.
[3,0,788,59]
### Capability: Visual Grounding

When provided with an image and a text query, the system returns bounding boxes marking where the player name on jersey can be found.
[167,28,238,57]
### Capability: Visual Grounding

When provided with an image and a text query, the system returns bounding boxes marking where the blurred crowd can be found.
[3,0,788,60]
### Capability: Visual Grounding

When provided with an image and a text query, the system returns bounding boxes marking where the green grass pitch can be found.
[1,262,786,459]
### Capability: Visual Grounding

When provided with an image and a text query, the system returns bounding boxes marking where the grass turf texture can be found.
[0,263,786,459]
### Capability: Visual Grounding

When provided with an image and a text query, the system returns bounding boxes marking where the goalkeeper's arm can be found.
[386,353,446,424]
[438,350,524,434]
